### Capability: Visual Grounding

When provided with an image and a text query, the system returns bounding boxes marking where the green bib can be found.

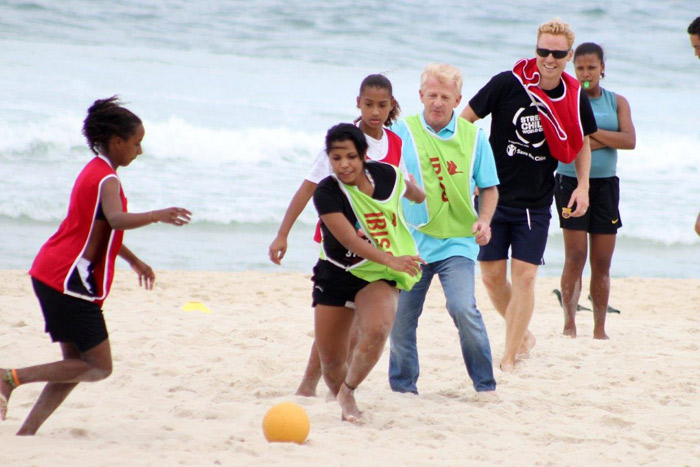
[405,115,478,238]
[322,166,421,291]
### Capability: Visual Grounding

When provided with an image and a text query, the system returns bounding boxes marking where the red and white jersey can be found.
[30,156,126,306]
[305,127,406,184]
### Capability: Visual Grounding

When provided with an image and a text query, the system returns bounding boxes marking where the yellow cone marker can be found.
[181,301,212,314]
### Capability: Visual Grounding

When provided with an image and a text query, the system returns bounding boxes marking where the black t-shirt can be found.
[469,71,597,208]
[313,161,398,267]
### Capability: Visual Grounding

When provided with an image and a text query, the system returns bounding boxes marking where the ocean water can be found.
[1,0,698,277]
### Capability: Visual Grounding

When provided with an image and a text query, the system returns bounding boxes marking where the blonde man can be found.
[388,63,499,395]
[461,18,596,370]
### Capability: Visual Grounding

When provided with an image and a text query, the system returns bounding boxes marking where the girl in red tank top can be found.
[1,97,192,434]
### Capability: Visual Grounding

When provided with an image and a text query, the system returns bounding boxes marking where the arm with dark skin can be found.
[568,136,591,217]
[100,178,191,230]
[269,180,317,265]
[82,177,191,288]
[589,95,636,151]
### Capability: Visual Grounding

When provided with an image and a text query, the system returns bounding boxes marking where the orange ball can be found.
[262,402,310,444]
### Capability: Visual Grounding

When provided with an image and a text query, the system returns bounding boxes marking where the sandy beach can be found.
[1,269,698,466]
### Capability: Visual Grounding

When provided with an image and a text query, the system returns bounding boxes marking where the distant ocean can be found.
[1,0,698,278]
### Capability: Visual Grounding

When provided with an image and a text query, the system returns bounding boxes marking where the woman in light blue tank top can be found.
[554,43,636,340]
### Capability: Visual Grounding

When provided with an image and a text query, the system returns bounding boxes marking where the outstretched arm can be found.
[472,186,498,246]
[101,178,191,230]
[119,244,155,289]
[321,212,423,276]
[269,180,317,265]
[569,136,591,217]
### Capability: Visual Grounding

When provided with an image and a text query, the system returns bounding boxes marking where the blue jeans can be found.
[389,256,496,393]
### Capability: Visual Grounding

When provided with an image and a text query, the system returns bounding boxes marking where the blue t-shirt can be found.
[391,112,499,263]
[558,88,619,178]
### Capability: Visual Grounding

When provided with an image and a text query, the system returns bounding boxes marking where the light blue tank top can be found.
[557,88,618,178]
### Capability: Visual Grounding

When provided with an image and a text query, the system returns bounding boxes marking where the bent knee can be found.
[94,365,112,381]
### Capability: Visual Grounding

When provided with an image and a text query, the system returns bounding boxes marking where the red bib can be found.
[512,58,584,164]
[30,156,126,305]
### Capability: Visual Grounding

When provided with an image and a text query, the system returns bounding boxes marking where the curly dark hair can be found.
[82,96,142,155]
[357,74,401,126]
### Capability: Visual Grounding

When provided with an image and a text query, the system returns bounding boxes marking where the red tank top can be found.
[30,156,127,306]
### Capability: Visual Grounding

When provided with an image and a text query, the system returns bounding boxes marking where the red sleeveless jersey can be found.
[512,58,584,164]
[30,156,126,306]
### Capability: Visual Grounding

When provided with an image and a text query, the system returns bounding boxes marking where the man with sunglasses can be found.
[460,18,596,371]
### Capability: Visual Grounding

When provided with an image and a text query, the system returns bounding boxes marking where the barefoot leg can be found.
[337,382,362,424]
[589,233,615,340]
[314,305,354,397]
[339,282,398,422]
[500,260,538,370]
[0,369,14,421]
[295,341,322,397]
[16,340,112,436]
[560,229,588,338]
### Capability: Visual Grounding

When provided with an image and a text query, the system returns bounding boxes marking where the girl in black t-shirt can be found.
[310,123,424,423]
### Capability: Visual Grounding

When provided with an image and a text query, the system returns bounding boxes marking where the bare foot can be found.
[518,331,537,354]
[593,329,609,340]
[0,368,13,421]
[562,326,577,338]
[337,384,363,424]
[499,359,515,372]
[294,379,318,397]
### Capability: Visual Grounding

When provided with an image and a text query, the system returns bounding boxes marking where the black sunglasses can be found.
[536,47,569,59]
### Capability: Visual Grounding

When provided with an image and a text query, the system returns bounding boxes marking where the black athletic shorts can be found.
[311,259,394,308]
[477,204,551,266]
[32,277,108,352]
[555,174,622,234]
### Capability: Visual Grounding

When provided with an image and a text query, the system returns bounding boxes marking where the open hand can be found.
[153,207,192,226]
[130,258,156,290]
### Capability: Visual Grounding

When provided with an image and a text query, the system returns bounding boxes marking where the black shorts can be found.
[311,259,393,308]
[32,278,108,352]
[477,204,551,266]
[555,174,621,234]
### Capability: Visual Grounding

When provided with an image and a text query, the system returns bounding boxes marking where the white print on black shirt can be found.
[512,104,545,148]
[509,104,547,162]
